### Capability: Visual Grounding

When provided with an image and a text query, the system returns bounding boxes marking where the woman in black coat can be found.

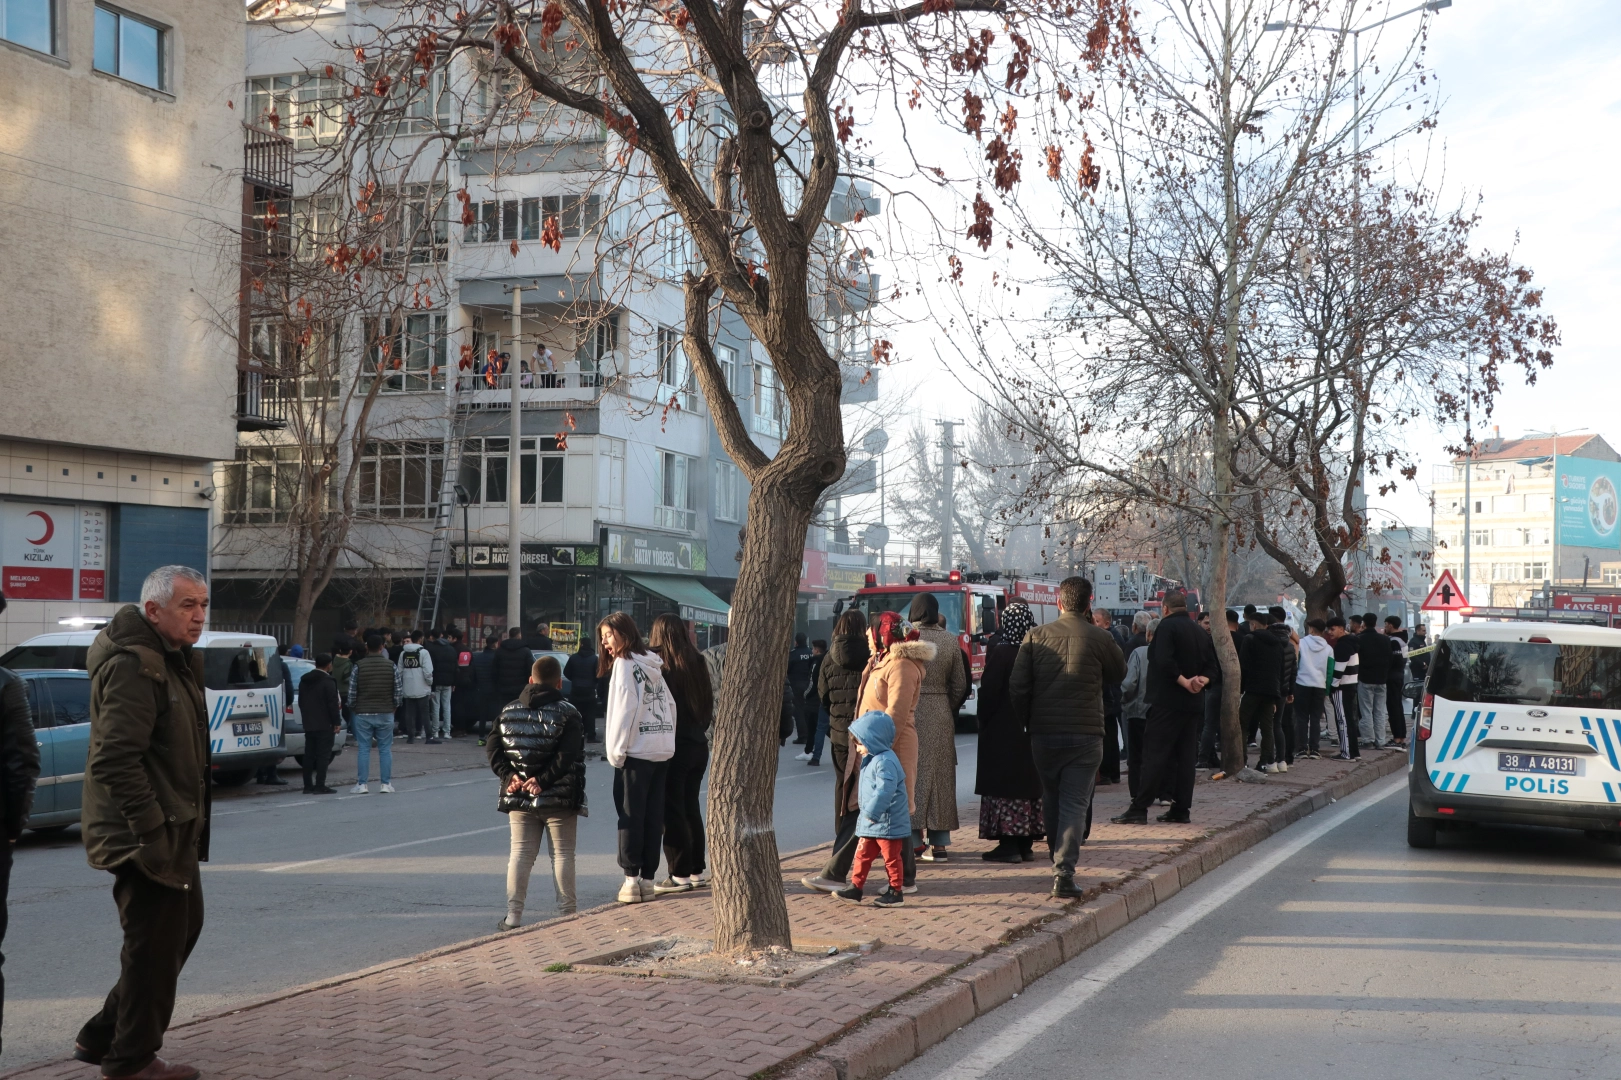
[974,602,1045,862]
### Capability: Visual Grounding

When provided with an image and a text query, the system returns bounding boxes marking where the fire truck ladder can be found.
[414,390,471,630]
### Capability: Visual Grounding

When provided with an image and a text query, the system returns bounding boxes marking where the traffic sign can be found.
[1421,569,1469,612]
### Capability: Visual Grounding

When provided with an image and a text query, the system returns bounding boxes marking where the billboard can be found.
[1556,458,1621,549]
[1,501,108,601]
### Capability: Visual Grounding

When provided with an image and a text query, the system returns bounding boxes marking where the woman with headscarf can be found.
[852,610,934,891]
[973,602,1045,862]
[905,592,968,862]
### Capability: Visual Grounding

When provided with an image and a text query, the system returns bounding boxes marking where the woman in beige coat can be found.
[907,593,968,861]
[854,610,934,892]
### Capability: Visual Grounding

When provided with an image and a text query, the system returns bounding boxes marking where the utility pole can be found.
[936,419,957,572]
[508,285,524,635]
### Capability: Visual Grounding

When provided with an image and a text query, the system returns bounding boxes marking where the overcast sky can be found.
[875,0,1621,547]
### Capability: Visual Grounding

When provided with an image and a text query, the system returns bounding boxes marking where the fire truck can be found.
[845,570,1064,718]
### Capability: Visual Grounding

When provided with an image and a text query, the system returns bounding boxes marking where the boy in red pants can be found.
[835,710,911,907]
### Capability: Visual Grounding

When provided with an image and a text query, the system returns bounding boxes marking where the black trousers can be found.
[1276,697,1297,764]
[1129,707,1200,815]
[302,729,335,790]
[400,696,430,739]
[822,738,915,885]
[1101,710,1122,782]
[1125,715,1147,800]
[0,840,9,1056]
[614,757,670,879]
[790,682,814,746]
[1387,679,1408,740]
[569,696,598,742]
[1029,733,1103,875]
[1197,689,1222,768]
[1239,693,1278,767]
[662,742,709,878]
[78,862,205,1076]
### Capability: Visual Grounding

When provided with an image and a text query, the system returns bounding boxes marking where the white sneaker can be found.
[639,878,658,900]
[351,783,368,794]
[380,783,396,794]
[617,879,644,904]
[794,751,813,761]
[1278,761,1290,773]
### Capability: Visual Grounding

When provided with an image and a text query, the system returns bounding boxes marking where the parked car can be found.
[17,670,90,833]
[280,656,348,766]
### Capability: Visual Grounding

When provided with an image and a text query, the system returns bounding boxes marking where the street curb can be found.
[773,750,1408,1080]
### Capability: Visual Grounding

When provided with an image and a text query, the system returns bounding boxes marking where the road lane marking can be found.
[930,774,1406,1080]
[260,825,508,873]
[1280,900,1621,919]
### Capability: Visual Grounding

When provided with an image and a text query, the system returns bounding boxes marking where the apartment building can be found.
[1432,433,1621,608]
[215,2,880,645]
[0,0,241,647]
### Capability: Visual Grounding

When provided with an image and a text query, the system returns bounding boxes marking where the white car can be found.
[2,629,291,787]
[1410,619,1621,847]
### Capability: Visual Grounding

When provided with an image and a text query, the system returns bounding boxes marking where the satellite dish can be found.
[861,523,890,551]
[862,428,890,455]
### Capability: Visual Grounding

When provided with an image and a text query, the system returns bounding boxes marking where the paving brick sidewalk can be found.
[10,750,1402,1080]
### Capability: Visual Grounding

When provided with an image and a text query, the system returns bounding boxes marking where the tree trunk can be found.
[706,470,814,953]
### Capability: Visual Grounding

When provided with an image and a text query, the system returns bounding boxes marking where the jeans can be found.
[614,757,670,879]
[400,695,431,739]
[662,742,709,879]
[1029,732,1104,875]
[913,828,952,849]
[1128,707,1200,816]
[810,708,831,764]
[1239,693,1277,767]
[1358,681,1390,746]
[353,713,394,784]
[1197,690,1222,768]
[430,686,454,738]
[1294,686,1327,754]
[506,810,577,919]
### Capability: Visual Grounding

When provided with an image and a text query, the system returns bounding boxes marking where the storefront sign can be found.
[601,528,707,574]
[2,501,107,601]
[451,543,600,569]
[799,549,828,592]
[826,566,870,594]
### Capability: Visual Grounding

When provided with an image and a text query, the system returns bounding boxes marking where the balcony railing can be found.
[654,505,696,532]
[236,371,291,432]
[455,369,604,407]
[243,125,294,196]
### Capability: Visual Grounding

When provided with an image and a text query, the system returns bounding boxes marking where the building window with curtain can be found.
[657,326,695,411]
[357,441,444,519]
[222,447,303,524]
[713,459,743,523]
[575,313,618,388]
[455,437,564,505]
[656,451,694,532]
[362,312,447,393]
[752,361,783,438]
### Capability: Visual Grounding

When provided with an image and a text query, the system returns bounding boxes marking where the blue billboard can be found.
[1556,457,1621,549]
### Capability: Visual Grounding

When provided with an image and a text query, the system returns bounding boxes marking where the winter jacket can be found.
[1333,634,1360,689]
[1410,634,1431,681]
[1007,611,1127,737]
[1296,633,1334,691]
[701,641,727,701]
[491,638,534,702]
[349,653,399,714]
[1270,623,1298,699]
[563,650,599,703]
[1145,610,1218,717]
[1238,625,1286,700]
[1357,628,1390,683]
[850,710,911,840]
[330,653,353,701]
[396,642,434,698]
[81,605,211,889]
[786,644,814,689]
[603,650,676,768]
[1387,634,1408,686]
[1121,645,1152,721]
[472,645,497,693]
[297,668,343,734]
[426,638,458,688]
[816,632,871,744]
[1,668,40,841]
[661,658,712,749]
[488,684,586,814]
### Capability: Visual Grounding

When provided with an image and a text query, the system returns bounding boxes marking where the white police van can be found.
[1410,619,1621,847]
[1,629,289,786]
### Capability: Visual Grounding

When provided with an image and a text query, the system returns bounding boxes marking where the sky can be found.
[871,0,1621,551]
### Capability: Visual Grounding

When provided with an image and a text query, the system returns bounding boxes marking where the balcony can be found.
[654,505,696,532]
[454,369,605,409]
[236,371,290,432]
[243,125,294,196]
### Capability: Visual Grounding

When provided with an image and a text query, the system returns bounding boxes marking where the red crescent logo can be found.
[25,511,54,546]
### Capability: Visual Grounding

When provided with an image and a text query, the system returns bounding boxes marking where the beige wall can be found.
[0,0,243,464]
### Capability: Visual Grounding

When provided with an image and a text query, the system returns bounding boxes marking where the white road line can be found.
[931,773,1407,1080]
[260,825,508,873]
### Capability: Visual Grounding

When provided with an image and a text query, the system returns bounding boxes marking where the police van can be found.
[1410,619,1621,847]
[1,629,289,786]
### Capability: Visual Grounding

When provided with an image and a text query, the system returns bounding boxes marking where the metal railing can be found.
[236,371,292,432]
[654,505,696,532]
[243,124,294,195]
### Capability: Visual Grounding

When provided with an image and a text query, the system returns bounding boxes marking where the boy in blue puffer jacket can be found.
[835,710,911,907]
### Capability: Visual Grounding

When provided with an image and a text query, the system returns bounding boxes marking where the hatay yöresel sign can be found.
[1,501,108,600]
[1555,457,1621,550]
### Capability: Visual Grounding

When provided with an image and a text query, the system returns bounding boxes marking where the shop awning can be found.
[627,574,731,626]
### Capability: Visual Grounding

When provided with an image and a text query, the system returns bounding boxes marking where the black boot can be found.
[1017,838,1038,862]
[981,839,1021,863]
[1157,808,1191,823]
[1111,808,1148,824]
[1052,872,1083,900]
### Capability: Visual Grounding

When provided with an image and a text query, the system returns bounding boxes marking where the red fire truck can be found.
[846,570,1062,718]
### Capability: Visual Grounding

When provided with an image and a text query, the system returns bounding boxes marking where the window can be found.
[657,326,695,411]
[752,361,784,438]
[1470,529,1490,547]
[1493,495,1522,514]
[222,447,303,524]
[1523,562,1548,581]
[2,0,53,53]
[1491,563,1518,581]
[358,441,444,518]
[399,68,451,132]
[1526,494,1553,513]
[390,183,448,264]
[542,194,601,238]
[657,451,695,531]
[466,197,536,243]
[575,314,618,388]
[715,342,738,394]
[663,221,692,278]
[599,436,625,514]
[1604,566,1621,585]
[363,312,447,393]
[454,437,564,505]
[246,75,343,147]
[1491,529,1517,547]
[713,459,743,523]
[94,5,163,90]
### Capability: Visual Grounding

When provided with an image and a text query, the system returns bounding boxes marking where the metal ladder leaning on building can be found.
[414,376,473,630]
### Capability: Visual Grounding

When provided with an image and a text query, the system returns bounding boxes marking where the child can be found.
[835,710,911,907]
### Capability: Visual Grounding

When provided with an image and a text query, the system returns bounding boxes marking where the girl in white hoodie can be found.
[598,612,676,903]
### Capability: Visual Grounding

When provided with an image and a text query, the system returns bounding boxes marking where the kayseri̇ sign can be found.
[601,527,707,574]
[450,544,600,569]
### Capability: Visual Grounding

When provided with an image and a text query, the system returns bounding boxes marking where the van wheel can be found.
[213,769,253,787]
[1407,802,1438,848]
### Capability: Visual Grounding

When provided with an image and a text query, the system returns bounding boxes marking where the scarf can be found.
[999,602,1035,647]
[868,610,918,658]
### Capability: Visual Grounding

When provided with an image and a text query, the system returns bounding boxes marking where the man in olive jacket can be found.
[75,567,210,1080]
[1008,576,1126,899]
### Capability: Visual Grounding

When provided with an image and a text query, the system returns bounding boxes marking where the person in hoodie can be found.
[491,627,535,721]
[833,710,911,908]
[648,614,714,894]
[1294,618,1334,759]
[801,610,871,894]
[598,612,676,904]
[1237,610,1286,772]
[396,630,435,744]
[1328,616,1360,761]
[1356,611,1392,749]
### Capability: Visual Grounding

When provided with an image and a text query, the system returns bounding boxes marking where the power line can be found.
[0,161,237,228]
[0,146,241,215]
[0,194,218,259]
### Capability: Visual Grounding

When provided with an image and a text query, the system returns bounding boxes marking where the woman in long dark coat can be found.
[973,602,1045,862]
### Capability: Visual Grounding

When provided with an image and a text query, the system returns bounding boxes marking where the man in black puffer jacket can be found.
[491,628,535,713]
[1238,611,1285,771]
[488,655,584,925]
[1268,608,1298,766]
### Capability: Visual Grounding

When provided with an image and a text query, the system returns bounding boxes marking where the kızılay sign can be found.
[2,501,107,601]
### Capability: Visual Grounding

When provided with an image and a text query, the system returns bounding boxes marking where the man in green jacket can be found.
[74,566,210,1080]
[1008,576,1126,899]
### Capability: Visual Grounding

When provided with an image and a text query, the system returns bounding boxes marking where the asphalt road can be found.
[895,771,1621,1080]
[2,735,981,1072]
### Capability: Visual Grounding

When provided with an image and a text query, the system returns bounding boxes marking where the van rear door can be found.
[202,643,284,756]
